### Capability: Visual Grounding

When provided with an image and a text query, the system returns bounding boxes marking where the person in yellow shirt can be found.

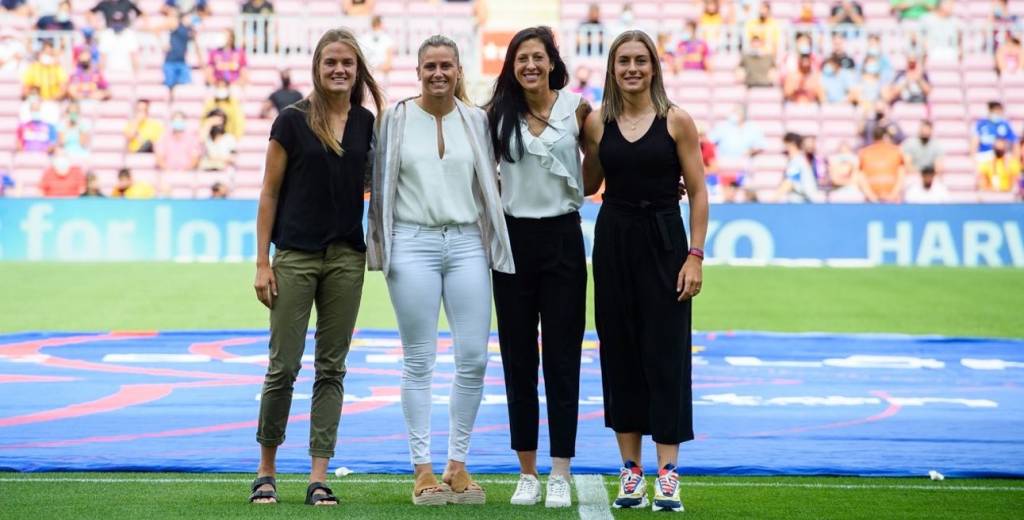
[124,99,164,153]
[21,40,68,101]
[111,168,156,199]
[744,1,781,55]
[202,79,245,138]
[978,138,1021,192]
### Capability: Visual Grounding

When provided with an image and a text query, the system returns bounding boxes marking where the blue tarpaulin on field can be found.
[1,330,1021,477]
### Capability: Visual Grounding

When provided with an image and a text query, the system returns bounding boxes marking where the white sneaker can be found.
[510,473,541,505]
[545,474,572,508]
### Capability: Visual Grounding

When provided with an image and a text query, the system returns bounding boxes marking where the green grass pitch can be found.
[1,263,1022,518]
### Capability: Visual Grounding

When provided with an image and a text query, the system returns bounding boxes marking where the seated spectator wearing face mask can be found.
[21,40,67,101]
[978,138,1021,193]
[16,103,58,153]
[737,35,777,88]
[199,123,236,171]
[68,51,111,102]
[904,165,949,203]
[37,0,74,30]
[111,167,155,198]
[202,81,245,138]
[821,57,853,104]
[124,99,164,153]
[155,111,201,172]
[39,151,86,197]
[972,101,1018,162]
[901,120,943,175]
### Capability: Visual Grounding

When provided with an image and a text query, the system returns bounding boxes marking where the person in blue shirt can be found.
[972,101,1019,160]
[163,9,195,103]
[821,57,853,104]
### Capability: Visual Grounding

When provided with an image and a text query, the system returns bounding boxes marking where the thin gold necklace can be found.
[620,108,653,131]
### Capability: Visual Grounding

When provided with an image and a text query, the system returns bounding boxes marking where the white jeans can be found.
[386,222,492,465]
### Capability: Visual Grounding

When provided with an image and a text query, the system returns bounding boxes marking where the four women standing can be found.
[252,27,707,511]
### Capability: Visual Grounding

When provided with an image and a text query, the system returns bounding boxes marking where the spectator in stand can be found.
[210,181,229,198]
[60,101,91,158]
[39,150,86,197]
[891,0,937,24]
[699,0,727,46]
[776,132,820,202]
[74,27,100,65]
[21,40,67,101]
[91,0,144,77]
[206,28,248,87]
[922,1,962,62]
[198,122,236,171]
[744,1,781,56]
[737,34,776,88]
[849,55,885,108]
[67,50,111,101]
[782,32,820,76]
[829,32,857,72]
[163,8,195,102]
[81,171,103,196]
[162,0,209,21]
[996,32,1022,76]
[569,64,603,105]
[124,99,164,153]
[904,165,949,203]
[821,57,854,104]
[260,69,302,118]
[783,54,824,104]
[794,1,818,25]
[360,15,394,74]
[860,100,905,146]
[827,140,859,192]
[341,0,374,16]
[698,122,718,174]
[710,104,765,161]
[576,3,604,56]
[19,86,60,124]
[830,1,864,26]
[863,34,894,82]
[37,0,74,30]
[3,0,30,15]
[802,135,827,188]
[28,0,61,27]
[0,27,27,74]
[16,100,58,152]
[155,110,201,172]
[240,0,273,52]
[202,80,244,138]
[111,167,155,198]
[886,54,931,104]
[89,0,143,30]
[972,101,1018,161]
[978,138,1021,192]
[857,125,906,203]
[901,120,943,175]
[673,19,710,71]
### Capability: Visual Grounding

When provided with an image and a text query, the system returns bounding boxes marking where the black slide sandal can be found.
[305,482,338,506]
[248,476,278,504]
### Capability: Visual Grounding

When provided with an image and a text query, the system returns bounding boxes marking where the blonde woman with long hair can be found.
[367,35,514,506]
[581,30,709,513]
[250,28,385,506]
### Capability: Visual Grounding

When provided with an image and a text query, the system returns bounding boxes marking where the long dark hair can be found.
[485,26,568,163]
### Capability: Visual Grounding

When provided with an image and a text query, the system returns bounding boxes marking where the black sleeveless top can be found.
[269,102,374,252]
[598,116,681,206]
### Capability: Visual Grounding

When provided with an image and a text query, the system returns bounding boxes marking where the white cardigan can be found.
[367,97,515,275]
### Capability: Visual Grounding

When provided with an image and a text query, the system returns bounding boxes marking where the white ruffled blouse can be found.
[499,90,584,219]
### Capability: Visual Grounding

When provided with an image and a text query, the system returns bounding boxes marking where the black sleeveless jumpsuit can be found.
[593,115,694,445]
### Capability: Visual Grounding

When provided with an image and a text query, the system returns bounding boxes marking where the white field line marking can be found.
[575,474,614,520]
[0,477,1022,492]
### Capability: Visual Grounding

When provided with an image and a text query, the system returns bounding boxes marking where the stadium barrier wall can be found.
[1,199,1021,266]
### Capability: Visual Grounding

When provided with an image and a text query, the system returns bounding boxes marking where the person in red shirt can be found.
[39,151,86,197]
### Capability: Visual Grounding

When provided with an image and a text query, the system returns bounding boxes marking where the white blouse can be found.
[395,101,480,226]
[499,90,584,218]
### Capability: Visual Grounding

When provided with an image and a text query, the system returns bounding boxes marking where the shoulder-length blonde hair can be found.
[417,35,470,104]
[303,28,386,155]
[601,30,673,122]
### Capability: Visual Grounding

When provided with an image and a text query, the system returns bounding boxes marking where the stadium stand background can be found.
[1,0,1022,202]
